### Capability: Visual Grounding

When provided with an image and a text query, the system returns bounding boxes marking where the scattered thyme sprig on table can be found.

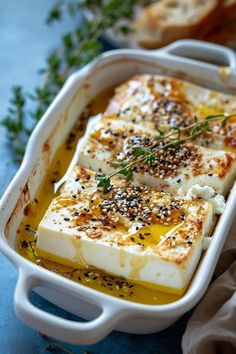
[1,0,149,161]
[95,113,234,192]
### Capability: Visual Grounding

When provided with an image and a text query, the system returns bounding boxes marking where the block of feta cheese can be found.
[78,116,236,199]
[104,74,236,151]
[37,165,213,295]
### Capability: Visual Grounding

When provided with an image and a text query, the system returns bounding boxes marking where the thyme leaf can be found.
[119,166,133,181]
[133,146,149,157]
[95,173,112,192]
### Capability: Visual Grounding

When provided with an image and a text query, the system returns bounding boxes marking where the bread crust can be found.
[220,0,236,22]
[133,0,224,49]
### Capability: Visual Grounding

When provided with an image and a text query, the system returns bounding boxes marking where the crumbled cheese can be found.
[211,194,225,215]
[186,184,214,200]
[183,184,225,215]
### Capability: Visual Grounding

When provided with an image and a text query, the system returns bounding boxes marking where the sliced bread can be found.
[133,0,223,48]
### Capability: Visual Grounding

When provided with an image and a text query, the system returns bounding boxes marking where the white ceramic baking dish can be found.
[0,40,236,346]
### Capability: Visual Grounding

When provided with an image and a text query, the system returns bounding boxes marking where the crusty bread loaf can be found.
[133,0,223,49]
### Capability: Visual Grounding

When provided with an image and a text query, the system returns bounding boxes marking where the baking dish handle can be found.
[158,39,236,72]
[14,269,126,345]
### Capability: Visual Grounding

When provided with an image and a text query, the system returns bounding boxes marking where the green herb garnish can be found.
[96,113,235,192]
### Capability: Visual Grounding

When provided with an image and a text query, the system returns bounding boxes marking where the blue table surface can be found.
[0,2,191,353]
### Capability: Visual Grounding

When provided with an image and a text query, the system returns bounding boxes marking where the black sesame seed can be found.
[69,132,75,138]
[21,240,28,248]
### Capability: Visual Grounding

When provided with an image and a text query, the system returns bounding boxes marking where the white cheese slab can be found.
[78,117,236,199]
[37,166,213,294]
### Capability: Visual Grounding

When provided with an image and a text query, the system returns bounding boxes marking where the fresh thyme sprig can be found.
[95,113,234,192]
[2,86,27,160]
[2,0,149,161]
